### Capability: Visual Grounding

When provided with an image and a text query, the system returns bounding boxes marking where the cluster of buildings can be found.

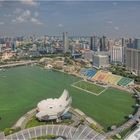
[0,37,17,60]
[39,56,80,74]
[82,36,140,76]
[126,39,140,76]
[0,34,139,76]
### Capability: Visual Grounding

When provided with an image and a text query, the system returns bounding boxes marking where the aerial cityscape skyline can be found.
[0,1,140,140]
[0,1,140,37]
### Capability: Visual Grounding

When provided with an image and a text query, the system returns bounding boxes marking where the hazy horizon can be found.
[0,0,140,38]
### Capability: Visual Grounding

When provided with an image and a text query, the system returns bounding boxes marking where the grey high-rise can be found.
[125,47,140,76]
[63,32,69,53]
[100,36,108,51]
[90,36,98,51]
[90,36,93,51]
[134,39,140,49]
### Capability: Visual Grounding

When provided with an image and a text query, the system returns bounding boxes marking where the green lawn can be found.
[25,116,74,129]
[73,80,105,94]
[25,116,48,128]
[0,66,136,131]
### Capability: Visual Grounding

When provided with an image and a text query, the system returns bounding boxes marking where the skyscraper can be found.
[90,36,93,51]
[90,36,98,51]
[111,46,124,64]
[63,32,69,53]
[125,47,140,76]
[100,36,108,51]
[127,38,134,48]
[122,38,125,47]
[12,41,16,51]
[133,39,140,49]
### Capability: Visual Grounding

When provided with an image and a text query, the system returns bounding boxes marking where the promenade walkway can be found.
[5,125,105,140]
[0,60,38,68]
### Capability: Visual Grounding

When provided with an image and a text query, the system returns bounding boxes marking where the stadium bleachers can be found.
[80,69,97,79]
[92,71,110,82]
[80,68,134,87]
[107,75,122,85]
[91,71,102,81]
[86,70,97,79]
[117,77,134,87]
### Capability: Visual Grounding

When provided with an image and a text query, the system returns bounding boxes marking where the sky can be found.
[0,0,140,37]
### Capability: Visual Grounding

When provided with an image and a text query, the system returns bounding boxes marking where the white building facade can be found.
[93,54,109,69]
[110,45,124,64]
[36,89,72,121]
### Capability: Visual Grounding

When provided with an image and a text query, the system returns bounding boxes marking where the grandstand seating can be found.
[91,71,102,81]
[107,75,122,85]
[92,71,110,82]
[117,77,134,87]
[80,69,134,87]
[86,70,97,79]
[80,69,97,79]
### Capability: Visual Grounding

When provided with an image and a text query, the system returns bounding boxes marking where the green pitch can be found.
[0,66,136,131]
[72,80,106,95]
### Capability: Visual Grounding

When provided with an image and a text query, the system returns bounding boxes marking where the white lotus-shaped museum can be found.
[36,89,72,121]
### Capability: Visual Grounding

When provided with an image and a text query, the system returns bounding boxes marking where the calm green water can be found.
[0,66,135,130]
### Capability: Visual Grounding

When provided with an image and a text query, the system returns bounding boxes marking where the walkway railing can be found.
[5,125,105,140]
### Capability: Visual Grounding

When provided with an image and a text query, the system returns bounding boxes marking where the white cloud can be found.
[12,10,31,23]
[30,17,43,25]
[4,14,12,17]
[58,23,63,27]
[114,26,119,30]
[20,0,38,6]
[107,20,113,24]
[16,16,25,23]
[12,9,43,25]
[12,19,16,23]
[112,2,117,6]
[51,12,60,16]
[13,8,23,14]
[22,10,31,17]
[34,11,39,17]
[0,22,4,25]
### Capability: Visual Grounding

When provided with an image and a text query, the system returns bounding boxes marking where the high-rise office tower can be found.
[122,38,125,47]
[133,39,140,49]
[127,38,140,49]
[0,44,2,53]
[125,39,140,76]
[100,36,108,51]
[90,36,98,51]
[127,38,134,48]
[63,32,69,53]
[111,46,124,64]
[90,36,93,51]
[12,41,16,51]
[125,47,140,76]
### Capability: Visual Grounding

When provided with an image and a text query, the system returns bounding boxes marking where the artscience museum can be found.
[36,89,72,121]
